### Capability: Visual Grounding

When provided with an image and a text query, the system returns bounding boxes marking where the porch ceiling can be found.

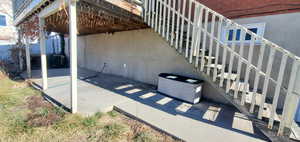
[45,0,148,35]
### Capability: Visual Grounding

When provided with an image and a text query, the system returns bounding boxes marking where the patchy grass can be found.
[108,110,119,117]
[0,77,182,142]
[101,123,127,141]
[133,131,156,142]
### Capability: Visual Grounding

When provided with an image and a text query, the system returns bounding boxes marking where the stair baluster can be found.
[212,17,223,82]
[206,14,216,76]
[249,42,266,113]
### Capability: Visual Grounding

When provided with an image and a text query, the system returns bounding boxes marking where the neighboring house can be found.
[29,34,64,57]
[12,0,300,141]
[0,0,63,62]
[0,0,18,60]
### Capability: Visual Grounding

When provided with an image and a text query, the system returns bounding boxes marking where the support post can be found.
[18,49,23,71]
[39,18,48,90]
[25,37,31,78]
[69,0,78,113]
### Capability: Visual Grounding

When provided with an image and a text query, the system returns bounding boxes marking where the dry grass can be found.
[0,77,182,142]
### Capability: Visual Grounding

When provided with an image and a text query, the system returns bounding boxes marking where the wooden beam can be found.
[105,0,142,16]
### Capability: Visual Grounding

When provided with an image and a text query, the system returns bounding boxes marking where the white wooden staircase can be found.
[139,0,300,141]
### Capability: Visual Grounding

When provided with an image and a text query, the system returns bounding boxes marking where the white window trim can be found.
[0,13,7,27]
[221,22,266,45]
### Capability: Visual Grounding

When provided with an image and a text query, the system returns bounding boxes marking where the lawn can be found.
[0,73,181,142]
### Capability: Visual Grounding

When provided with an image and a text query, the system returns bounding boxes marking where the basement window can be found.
[0,14,7,26]
[222,23,266,45]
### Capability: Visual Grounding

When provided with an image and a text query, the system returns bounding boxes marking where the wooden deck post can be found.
[25,37,31,78]
[39,18,48,90]
[69,0,78,113]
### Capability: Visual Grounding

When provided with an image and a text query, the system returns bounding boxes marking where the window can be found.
[0,14,7,26]
[222,23,266,45]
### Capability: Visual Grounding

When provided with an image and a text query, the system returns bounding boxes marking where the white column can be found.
[69,0,78,113]
[39,18,48,90]
[25,37,31,78]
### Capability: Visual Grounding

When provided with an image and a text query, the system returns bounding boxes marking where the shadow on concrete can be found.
[82,73,266,140]
[23,68,267,141]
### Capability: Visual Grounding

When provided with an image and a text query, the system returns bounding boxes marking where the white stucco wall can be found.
[77,29,200,85]
[77,29,230,104]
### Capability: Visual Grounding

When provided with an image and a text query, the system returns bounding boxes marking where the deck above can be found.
[14,0,147,35]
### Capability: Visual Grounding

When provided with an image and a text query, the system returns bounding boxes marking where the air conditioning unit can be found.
[157,73,203,104]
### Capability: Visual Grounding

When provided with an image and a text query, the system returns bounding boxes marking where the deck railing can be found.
[13,0,33,19]
[142,0,300,137]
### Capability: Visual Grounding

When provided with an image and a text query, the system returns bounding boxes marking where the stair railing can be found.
[142,0,300,137]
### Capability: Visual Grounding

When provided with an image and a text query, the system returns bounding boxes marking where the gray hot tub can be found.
[157,73,203,104]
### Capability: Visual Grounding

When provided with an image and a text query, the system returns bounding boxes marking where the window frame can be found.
[221,22,266,45]
[0,14,7,27]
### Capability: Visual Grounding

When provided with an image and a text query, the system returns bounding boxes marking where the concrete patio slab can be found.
[22,68,268,142]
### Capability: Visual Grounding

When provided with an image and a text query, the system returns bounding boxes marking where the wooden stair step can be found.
[290,121,300,141]
[199,56,216,61]
[205,64,223,70]
[245,92,262,106]
[230,81,249,93]
[244,92,281,122]
[261,103,281,122]
[217,72,238,81]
